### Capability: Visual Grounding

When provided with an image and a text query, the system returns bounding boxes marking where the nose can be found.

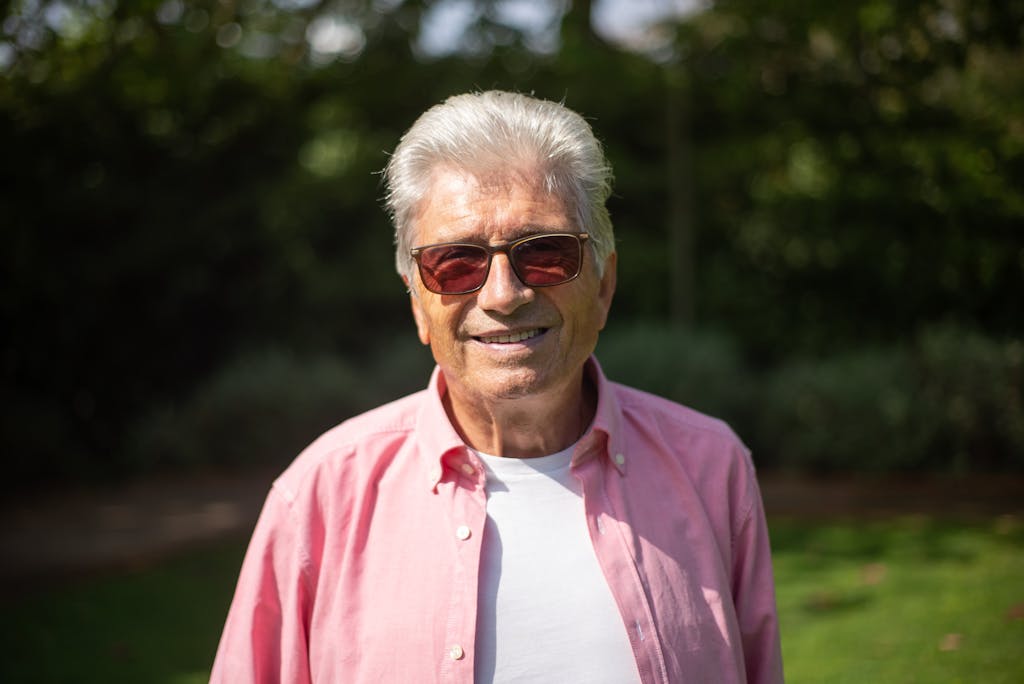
[475,253,534,314]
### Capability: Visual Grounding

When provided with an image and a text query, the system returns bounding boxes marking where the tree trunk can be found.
[666,65,696,326]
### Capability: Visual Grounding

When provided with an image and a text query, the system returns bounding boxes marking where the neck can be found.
[442,370,596,458]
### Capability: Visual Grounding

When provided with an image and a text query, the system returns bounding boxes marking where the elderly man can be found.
[212,91,783,683]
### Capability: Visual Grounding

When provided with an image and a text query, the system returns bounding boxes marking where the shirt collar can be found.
[417,356,626,490]
[575,356,627,475]
[417,366,474,491]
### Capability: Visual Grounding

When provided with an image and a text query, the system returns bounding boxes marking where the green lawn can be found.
[772,516,1024,683]
[2,518,1022,683]
[0,539,248,684]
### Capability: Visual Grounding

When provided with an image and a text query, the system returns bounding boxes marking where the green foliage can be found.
[596,323,1023,473]
[916,326,1024,471]
[1,0,416,482]
[128,339,434,472]
[120,323,1024,474]
[128,350,361,471]
[2,0,1022,479]
[595,322,752,431]
[755,326,1024,472]
[755,347,930,472]
[672,0,1024,357]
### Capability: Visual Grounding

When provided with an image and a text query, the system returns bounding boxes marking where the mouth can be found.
[473,328,546,345]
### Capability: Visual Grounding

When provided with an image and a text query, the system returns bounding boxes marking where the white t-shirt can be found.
[473,446,641,683]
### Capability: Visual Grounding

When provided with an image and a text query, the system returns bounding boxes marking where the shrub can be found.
[753,347,931,472]
[128,349,361,471]
[128,350,354,471]
[127,323,1022,475]
[915,325,1024,471]
[127,338,435,473]
[753,326,1024,473]
[596,322,754,437]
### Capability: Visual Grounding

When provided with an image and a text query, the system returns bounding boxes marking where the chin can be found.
[475,368,551,400]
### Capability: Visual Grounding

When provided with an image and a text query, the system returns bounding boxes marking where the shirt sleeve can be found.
[731,462,785,684]
[210,486,313,683]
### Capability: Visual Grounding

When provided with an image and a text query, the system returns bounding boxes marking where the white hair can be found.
[383,90,615,281]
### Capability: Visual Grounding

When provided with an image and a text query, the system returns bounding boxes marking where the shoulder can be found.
[271,390,428,505]
[608,381,759,529]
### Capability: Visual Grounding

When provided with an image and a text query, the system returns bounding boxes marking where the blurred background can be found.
[1,0,1023,681]
[3,0,1023,481]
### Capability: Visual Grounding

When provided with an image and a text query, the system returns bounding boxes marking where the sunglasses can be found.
[410,232,590,295]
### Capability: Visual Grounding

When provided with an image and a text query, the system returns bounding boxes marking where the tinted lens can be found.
[417,244,489,294]
[511,234,583,286]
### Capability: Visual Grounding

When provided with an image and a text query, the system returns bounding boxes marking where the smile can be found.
[474,328,545,344]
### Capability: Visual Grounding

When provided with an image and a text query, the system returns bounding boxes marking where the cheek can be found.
[421,302,464,350]
[409,296,432,346]
[565,297,605,347]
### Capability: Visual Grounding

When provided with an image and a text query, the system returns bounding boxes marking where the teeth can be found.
[479,329,542,344]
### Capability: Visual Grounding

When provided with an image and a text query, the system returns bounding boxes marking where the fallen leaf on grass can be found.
[939,633,962,652]
[802,589,869,613]
[994,514,1019,535]
[804,590,839,612]
[1006,602,1024,622]
[860,562,887,586]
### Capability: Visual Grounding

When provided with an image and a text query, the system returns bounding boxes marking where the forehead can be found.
[413,168,572,245]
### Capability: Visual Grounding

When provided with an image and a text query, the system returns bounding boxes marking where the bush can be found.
[753,326,1024,473]
[916,325,1024,471]
[127,323,1023,475]
[753,347,930,472]
[128,350,360,471]
[127,339,434,472]
[596,322,754,436]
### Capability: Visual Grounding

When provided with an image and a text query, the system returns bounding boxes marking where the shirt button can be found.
[449,644,465,660]
[455,525,472,540]
[460,463,476,476]
[614,453,626,466]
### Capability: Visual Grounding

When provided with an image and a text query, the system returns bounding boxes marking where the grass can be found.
[0,538,249,684]
[772,516,1024,683]
[1,518,1022,683]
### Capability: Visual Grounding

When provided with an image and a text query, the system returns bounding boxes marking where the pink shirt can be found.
[211,358,784,683]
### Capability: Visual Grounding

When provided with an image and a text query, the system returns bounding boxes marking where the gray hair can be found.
[383,90,615,282]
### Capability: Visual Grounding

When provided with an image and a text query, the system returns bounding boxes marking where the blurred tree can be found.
[1,0,1021,481]
[1,0,414,478]
[662,0,1024,359]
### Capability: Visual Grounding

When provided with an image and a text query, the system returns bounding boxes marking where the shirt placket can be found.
[575,454,670,684]
[436,448,487,684]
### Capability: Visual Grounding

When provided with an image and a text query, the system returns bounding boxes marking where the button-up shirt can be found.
[211,358,784,683]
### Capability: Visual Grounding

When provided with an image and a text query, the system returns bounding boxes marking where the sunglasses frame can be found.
[410,232,591,295]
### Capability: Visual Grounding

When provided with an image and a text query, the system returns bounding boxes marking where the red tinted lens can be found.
[417,244,489,294]
[511,235,582,286]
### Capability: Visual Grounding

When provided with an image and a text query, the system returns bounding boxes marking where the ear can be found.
[403,275,431,346]
[595,251,617,331]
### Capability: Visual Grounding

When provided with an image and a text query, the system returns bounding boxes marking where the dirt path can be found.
[0,469,275,588]
[2,469,1021,588]
[758,473,1024,520]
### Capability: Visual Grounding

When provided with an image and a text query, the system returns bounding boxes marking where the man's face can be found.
[406,168,616,405]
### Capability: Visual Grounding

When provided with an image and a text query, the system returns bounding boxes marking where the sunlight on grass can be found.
[1,520,1021,682]
[168,674,213,684]
[772,515,1024,683]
